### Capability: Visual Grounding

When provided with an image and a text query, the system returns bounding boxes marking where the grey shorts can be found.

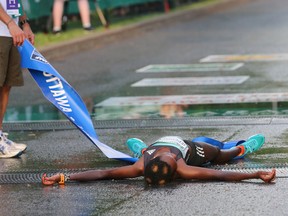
[0,36,24,87]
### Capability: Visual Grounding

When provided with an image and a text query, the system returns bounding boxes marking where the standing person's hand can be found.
[22,22,35,45]
[7,20,26,46]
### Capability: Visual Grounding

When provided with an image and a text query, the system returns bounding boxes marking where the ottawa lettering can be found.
[43,72,72,112]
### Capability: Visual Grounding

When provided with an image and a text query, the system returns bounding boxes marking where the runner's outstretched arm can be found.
[42,158,144,185]
[176,160,276,183]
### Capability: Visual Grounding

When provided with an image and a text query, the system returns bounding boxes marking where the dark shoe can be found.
[83,26,95,31]
[52,30,62,35]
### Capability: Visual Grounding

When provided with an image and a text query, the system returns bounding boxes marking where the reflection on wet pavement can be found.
[5,101,288,121]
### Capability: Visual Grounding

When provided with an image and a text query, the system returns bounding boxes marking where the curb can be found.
[5,115,288,131]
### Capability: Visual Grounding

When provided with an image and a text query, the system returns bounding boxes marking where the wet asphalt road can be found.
[3,0,288,215]
[10,0,288,107]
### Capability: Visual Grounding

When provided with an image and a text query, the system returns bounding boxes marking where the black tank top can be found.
[143,136,192,167]
[143,137,206,167]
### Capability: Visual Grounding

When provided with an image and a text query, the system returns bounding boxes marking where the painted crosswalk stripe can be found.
[131,76,249,87]
[95,92,288,107]
[136,63,243,73]
[200,54,288,62]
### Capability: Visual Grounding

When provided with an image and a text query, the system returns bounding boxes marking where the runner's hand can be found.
[258,169,276,183]
[42,173,61,186]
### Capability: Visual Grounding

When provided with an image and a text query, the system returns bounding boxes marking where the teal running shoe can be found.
[239,134,265,156]
[126,138,148,158]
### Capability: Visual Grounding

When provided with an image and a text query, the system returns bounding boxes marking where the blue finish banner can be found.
[18,40,137,163]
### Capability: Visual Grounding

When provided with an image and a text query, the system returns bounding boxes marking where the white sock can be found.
[53,26,62,31]
[82,23,91,28]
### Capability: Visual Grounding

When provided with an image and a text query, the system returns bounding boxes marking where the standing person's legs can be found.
[53,0,65,32]
[0,86,11,131]
[0,37,26,157]
[77,0,92,29]
[0,86,25,153]
[0,37,17,132]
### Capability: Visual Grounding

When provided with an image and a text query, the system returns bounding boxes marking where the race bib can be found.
[153,136,189,158]
[155,136,187,149]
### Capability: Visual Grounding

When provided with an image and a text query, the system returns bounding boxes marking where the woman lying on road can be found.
[42,134,276,186]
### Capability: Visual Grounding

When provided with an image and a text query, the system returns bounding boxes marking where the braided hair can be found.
[144,156,176,186]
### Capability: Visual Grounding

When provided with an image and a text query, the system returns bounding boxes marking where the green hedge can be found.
[98,0,162,9]
[23,0,163,20]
